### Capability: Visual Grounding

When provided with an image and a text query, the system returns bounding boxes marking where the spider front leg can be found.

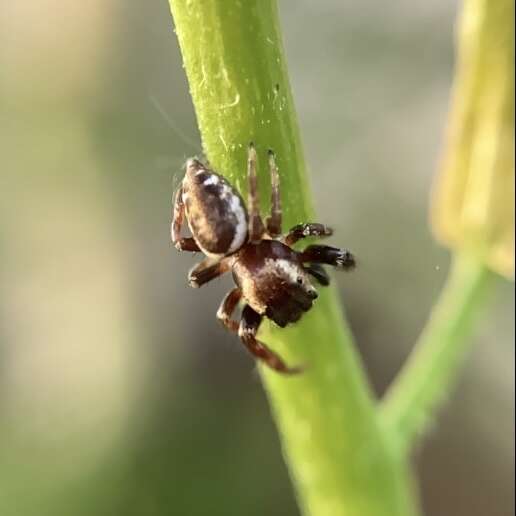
[247,143,265,243]
[216,287,242,333]
[284,223,333,246]
[171,187,201,252]
[188,257,230,288]
[238,305,303,375]
[304,263,330,286]
[299,244,356,270]
[265,150,282,237]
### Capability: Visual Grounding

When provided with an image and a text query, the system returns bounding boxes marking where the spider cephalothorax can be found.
[172,144,355,374]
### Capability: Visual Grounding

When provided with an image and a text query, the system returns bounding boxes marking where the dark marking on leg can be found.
[305,263,330,286]
[265,149,282,237]
[216,288,242,333]
[238,305,303,374]
[247,143,265,242]
[188,258,230,288]
[284,223,333,246]
[176,238,202,252]
[299,245,356,270]
[171,187,201,252]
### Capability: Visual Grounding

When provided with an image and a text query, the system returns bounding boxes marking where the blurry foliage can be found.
[432,0,515,278]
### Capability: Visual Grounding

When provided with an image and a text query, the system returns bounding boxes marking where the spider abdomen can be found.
[233,240,318,327]
[182,159,248,256]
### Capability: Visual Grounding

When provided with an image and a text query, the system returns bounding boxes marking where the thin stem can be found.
[381,253,494,450]
[169,2,419,515]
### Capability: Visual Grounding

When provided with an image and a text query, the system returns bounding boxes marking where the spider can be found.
[171,143,355,374]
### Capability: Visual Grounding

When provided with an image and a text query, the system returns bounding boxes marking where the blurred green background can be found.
[1,1,514,515]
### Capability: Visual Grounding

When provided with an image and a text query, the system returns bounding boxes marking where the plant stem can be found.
[381,253,494,451]
[169,2,419,515]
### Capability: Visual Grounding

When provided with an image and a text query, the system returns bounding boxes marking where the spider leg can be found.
[247,143,265,242]
[188,257,230,288]
[265,150,282,237]
[238,305,303,374]
[299,245,356,270]
[216,287,242,333]
[284,223,333,246]
[304,263,330,286]
[171,186,201,252]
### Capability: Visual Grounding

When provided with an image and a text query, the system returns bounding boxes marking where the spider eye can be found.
[296,277,303,284]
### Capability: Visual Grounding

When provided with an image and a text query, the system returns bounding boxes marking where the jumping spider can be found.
[172,143,355,374]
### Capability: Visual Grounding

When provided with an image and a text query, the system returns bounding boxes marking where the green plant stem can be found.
[169,2,419,515]
[381,253,494,451]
